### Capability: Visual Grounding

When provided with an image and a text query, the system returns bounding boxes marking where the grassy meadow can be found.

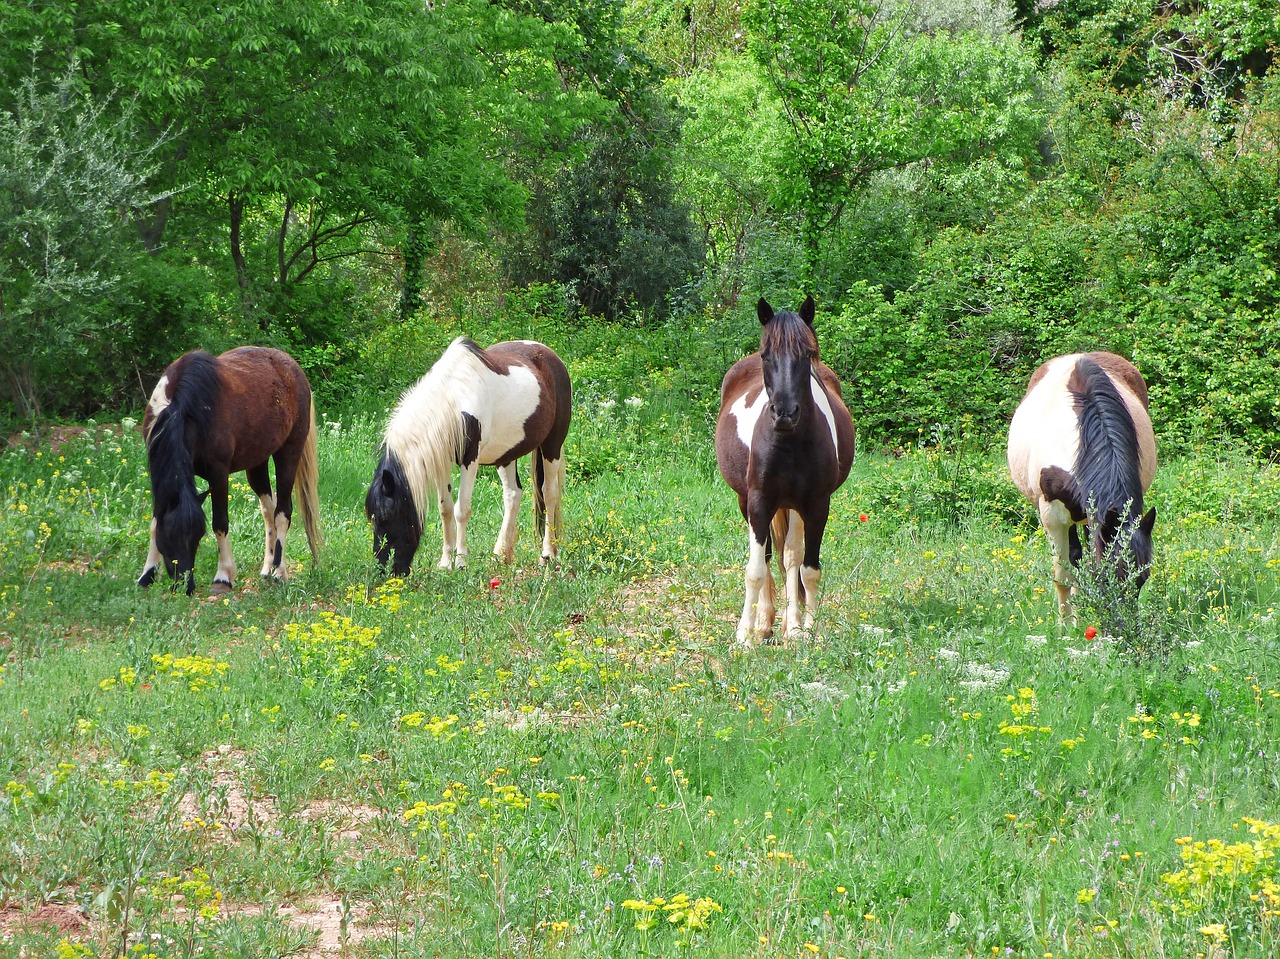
[2,347,1280,958]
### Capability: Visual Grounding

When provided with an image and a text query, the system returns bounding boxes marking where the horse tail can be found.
[532,447,547,543]
[295,396,324,560]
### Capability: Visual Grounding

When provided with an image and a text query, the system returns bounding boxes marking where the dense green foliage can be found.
[2,0,1278,454]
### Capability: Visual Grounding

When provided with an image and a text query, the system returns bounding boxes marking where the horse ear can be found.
[1139,506,1156,536]
[799,295,815,326]
[380,467,397,498]
[757,298,774,325]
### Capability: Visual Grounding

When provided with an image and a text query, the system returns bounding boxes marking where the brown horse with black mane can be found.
[715,297,856,647]
[138,346,323,595]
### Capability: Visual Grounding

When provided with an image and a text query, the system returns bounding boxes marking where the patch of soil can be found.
[0,902,90,940]
[234,897,396,956]
[177,746,276,835]
[5,423,130,456]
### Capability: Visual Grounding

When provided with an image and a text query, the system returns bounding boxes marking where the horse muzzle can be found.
[772,411,799,432]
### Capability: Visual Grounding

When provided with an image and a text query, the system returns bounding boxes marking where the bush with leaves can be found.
[0,66,169,427]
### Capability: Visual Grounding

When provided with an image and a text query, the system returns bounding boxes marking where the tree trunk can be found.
[228,193,264,330]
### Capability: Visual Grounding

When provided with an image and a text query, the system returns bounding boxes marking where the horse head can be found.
[1098,504,1157,593]
[365,450,422,576]
[758,296,818,434]
[154,488,208,595]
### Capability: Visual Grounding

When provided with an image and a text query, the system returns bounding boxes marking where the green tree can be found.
[0,68,169,423]
[502,0,705,320]
[3,0,582,330]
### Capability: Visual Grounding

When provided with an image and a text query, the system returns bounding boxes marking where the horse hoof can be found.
[209,581,232,595]
[138,567,157,588]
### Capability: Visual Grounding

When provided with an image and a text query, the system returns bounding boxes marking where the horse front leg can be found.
[797,504,830,634]
[779,510,807,636]
[138,516,162,587]
[246,464,277,580]
[451,462,480,569]
[738,503,776,647]
[437,482,458,569]
[493,461,522,563]
[208,473,235,593]
[1039,499,1077,624]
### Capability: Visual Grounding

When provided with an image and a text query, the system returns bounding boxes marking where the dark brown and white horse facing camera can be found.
[366,337,572,575]
[1008,351,1157,623]
[139,346,323,595]
[715,297,856,647]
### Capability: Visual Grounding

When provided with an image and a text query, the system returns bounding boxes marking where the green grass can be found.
[2,405,1279,958]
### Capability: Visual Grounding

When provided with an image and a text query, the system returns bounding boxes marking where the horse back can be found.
[1009,352,1156,506]
[208,347,311,472]
[488,340,572,452]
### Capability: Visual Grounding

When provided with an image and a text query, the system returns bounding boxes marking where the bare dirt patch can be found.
[177,746,276,836]
[0,902,90,940]
[232,896,397,956]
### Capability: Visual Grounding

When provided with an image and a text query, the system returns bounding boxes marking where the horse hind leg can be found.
[493,461,522,563]
[535,449,566,565]
[246,464,278,580]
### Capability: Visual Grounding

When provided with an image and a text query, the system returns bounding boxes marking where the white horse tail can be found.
[296,395,324,559]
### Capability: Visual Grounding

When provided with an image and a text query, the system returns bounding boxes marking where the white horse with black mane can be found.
[1008,351,1157,623]
[365,337,572,575]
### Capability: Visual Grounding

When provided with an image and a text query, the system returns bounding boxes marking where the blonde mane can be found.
[382,338,489,525]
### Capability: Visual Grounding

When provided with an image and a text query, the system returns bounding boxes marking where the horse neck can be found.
[146,410,200,510]
[384,364,472,521]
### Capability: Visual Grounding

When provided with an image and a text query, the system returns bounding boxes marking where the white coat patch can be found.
[730,388,767,450]
[810,375,840,456]
[148,375,171,418]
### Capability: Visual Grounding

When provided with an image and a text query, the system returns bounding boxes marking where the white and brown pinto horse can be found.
[715,297,856,647]
[1008,352,1157,622]
[139,346,323,595]
[365,337,572,575]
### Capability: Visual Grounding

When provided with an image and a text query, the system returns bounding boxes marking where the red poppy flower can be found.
[859,513,869,523]
[1085,626,1097,640]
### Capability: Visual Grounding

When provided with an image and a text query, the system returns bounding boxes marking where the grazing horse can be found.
[138,346,323,595]
[365,337,572,575]
[715,297,856,646]
[1007,352,1157,622]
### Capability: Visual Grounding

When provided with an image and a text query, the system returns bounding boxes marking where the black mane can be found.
[147,351,220,509]
[1072,357,1143,518]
